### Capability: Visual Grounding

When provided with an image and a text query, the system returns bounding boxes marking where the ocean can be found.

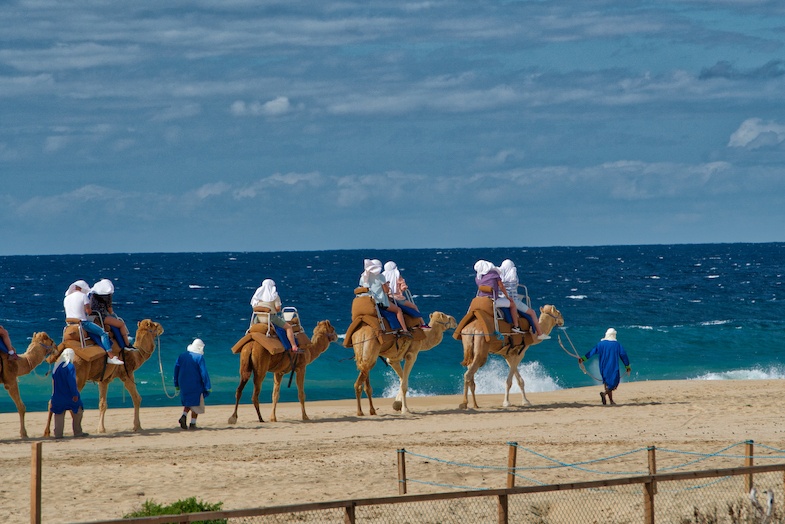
[0,243,783,414]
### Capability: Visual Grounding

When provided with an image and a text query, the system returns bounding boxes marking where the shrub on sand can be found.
[123,497,225,523]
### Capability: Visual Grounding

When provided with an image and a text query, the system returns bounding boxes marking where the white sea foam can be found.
[630,325,653,330]
[189,284,206,289]
[700,320,731,326]
[690,366,785,381]
[567,295,587,300]
[707,275,720,279]
[380,360,562,399]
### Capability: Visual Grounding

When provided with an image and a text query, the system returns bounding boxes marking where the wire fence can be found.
[68,441,785,523]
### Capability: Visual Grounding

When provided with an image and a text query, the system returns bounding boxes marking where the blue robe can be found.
[173,351,211,407]
[51,362,83,415]
[583,340,630,390]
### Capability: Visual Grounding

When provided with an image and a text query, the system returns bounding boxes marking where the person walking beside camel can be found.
[579,328,631,405]
[174,338,211,430]
[51,348,88,439]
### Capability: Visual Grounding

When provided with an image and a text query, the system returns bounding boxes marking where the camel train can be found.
[0,264,562,438]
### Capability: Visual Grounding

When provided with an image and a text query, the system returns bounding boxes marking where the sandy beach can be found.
[2,379,784,523]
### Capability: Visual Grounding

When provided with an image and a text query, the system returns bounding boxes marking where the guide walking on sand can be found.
[579,328,631,405]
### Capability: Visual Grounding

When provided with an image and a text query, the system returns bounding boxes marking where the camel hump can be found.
[351,295,377,319]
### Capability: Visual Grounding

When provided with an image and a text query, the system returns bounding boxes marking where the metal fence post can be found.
[397,449,407,495]
[31,442,42,524]
[745,440,754,494]
[507,442,517,488]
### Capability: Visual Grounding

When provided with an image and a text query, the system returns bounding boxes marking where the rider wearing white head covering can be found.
[383,261,402,297]
[473,260,498,280]
[249,279,299,351]
[497,259,549,340]
[251,279,281,310]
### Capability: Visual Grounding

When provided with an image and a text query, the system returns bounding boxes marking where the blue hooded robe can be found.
[173,350,211,408]
[583,340,630,390]
[51,361,83,415]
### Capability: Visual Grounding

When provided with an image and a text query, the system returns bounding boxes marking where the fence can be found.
[34,441,785,523]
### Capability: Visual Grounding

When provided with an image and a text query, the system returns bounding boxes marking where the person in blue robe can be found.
[51,348,87,438]
[174,338,211,430]
[579,328,631,405]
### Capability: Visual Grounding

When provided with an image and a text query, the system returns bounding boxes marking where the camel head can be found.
[313,320,338,344]
[540,305,565,329]
[30,332,58,356]
[429,311,457,331]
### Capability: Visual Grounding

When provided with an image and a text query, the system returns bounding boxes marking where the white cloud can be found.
[230,96,292,117]
[44,136,69,153]
[728,118,785,149]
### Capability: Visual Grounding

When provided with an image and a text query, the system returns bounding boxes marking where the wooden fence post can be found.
[648,446,657,494]
[745,440,754,494]
[644,480,655,524]
[31,442,42,524]
[344,503,356,524]
[397,449,407,495]
[497,494,509,524]
[507,442,518,488]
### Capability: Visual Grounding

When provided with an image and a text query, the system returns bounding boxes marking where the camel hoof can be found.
[459,403,468,410]
[227,415,237,425]
[270,417,277,422]
[502,401,511,408]
[369,409,377,416]
[392,400,402,411]
[357,411,365,417]
[523,400,532,407]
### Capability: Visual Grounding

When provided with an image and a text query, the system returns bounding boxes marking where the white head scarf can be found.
[259,279,278,302]
[383,261,401,294]
[91,278,115,296]
[54,348,75,373]
[499,259,518,285]
[603,328,617,341]
[473,260,498,279]
[360,259,383,286]
[65,280,90,297]
[187,338,205,355]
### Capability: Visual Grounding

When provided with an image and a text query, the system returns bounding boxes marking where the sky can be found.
[1,0,785,256]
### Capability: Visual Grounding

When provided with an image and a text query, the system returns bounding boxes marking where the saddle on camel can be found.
[61,318,128,369]
[343,287,427,355]
[453,285,533,355]
[230,306,311,356]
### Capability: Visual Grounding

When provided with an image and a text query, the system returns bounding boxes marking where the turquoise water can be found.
[1,243,783,413]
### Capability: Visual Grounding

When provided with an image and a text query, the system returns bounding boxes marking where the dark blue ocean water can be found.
[0,243,783,413]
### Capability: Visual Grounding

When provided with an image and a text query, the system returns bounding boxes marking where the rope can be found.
[557,329,602,383]
[154,334,178,400]
[513,444,649,476]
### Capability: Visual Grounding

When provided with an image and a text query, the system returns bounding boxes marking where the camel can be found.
[351,310,454,416]
[458,304,564,410]
[0,332,59,438]
[227,320,338,424]
[44,319,164,435]
[388,311,457,412]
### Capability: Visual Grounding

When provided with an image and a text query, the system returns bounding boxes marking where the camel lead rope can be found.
[155,334,178,400]
[557,329,602,383]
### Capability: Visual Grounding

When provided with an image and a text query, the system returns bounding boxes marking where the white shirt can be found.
[64,291,89,320]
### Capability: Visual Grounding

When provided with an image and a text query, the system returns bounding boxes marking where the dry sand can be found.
[1,379,784,523]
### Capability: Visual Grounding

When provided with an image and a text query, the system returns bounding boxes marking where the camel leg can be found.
[503,354,524,407]
[388,360,405,412]
[251,372,265,423]
[514,365,531,406]
[123,378,144,432]
[390,356,417,414]
[354,372,366,416]
[364,374,376,416]
[4,382,28,439]
[295,368,309,421]
[97,381,109,433]
[270,372,282,422]
[228,377,249,424]
[43,408,53,438]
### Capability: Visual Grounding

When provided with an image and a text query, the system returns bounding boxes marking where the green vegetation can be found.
[123,497,226,523]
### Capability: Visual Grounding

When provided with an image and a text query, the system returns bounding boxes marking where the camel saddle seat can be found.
[61,322,108,362]
[453,297,527,350]
[343,295,425,349]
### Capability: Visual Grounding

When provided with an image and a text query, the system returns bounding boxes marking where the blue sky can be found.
[1,1,784,255]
